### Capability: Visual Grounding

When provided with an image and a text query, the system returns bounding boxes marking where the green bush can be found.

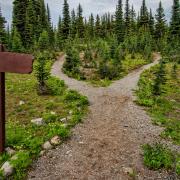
[47,76,66,96]
[34,51,51,94]
[143,143,174,170]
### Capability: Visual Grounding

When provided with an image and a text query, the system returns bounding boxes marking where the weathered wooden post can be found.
[0,44,34,153]
[0,45,5,153]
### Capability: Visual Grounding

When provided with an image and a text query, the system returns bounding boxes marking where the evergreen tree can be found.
[12,0,28,45]
[130,5,136,32]
[155,1,166,39]
[11,27,23,52]
[62,0,70,40]
[47,4,51,23]
[95,14,101,37]
[39,0,48,31]
[115,0,124,43]
[0,6,7,45]
[46,4,54,47]
[170,0,180,38]
[153,60,166,95]
[70,9,77,38]
[25,0,36,48]
[88,13,95,39]
[124,0,130,34]
[6,24,11,49]
[76,4,84,38]
[34,51,51,94]
[149,9,155,35]
[38,30,49,50]
[139,0,149,29]
[57,16,63,49]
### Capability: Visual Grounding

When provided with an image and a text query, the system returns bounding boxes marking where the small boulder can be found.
[123,167,134,175]
[42,141,53,150]
[39,150,45,156]
[50,111,56,115]
[11,155,18,161]
[69,110,73,115]
[60,118,67,122]
[1,161,14,177]
[61,123,68,128]
[50,136,61,146]
[19,101,25,106]
[5,147,16,156]
[31,118,45,126]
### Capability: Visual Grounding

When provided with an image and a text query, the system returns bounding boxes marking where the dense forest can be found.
[0,0,180,179]
[0,0,180,85]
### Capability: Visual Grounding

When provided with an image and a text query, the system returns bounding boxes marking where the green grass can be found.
[0,73,88,179]
[136,63,180,145]
[143,143,179,175]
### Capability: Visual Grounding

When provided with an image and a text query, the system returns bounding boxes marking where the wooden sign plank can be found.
[0,52,34,74]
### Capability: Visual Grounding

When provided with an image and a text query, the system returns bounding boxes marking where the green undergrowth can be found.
[0,73,88,179]
[136,62,180,144]
[136,62,180,175]
[64,52,149,87]
[143,143,180,176]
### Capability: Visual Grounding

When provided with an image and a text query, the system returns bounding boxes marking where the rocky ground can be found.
[28,54,176,180]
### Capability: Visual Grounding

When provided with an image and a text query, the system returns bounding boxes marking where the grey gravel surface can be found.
[28,54,177,180]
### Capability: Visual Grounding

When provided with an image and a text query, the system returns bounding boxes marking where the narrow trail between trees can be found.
[28,54,171,179]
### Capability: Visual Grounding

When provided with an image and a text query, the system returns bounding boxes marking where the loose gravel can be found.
[28,54,176,180]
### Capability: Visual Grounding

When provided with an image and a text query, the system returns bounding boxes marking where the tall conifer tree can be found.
[0,6,7,45]
[170,0,180,38]
[115,0,124,43]
[76,4,84,38]
[155,1,166,39]
[139,0,149,29]
[62,0,70,39]
[124,0,130,34]
[12,0,28,45]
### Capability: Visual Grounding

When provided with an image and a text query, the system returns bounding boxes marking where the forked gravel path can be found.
[28,54,174,180]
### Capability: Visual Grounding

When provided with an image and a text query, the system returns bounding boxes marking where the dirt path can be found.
[28,54,171,180]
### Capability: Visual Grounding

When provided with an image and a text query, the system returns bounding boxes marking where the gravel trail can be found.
[28,54,173,180]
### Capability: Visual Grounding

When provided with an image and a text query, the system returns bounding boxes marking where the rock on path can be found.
[28,54,172,179]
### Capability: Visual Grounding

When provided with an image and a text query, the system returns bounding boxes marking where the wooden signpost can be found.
[0,44,34,153]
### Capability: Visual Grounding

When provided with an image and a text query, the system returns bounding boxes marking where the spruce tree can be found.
[155,1,166,39]
[70,9,77,38]
[11,27,23,52]
[153,60,166,95]
[170,0,180,38]
[38,30,49,50]
[124,0,130,34]
[47,4,51,24]
[139,0,149,29]
[25,0,36,48]
[46,4,54,47]
[88,13,95,39]
[76,4,84,38]
[149,9,155,35]
[39,0,48,31]
[115,0,124,43]
[95,14,101,37]
[0,6,7,45]
[12,0,28,45]
[57,16,63,49]
[62,0,70,40]
[130,5,136,33]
